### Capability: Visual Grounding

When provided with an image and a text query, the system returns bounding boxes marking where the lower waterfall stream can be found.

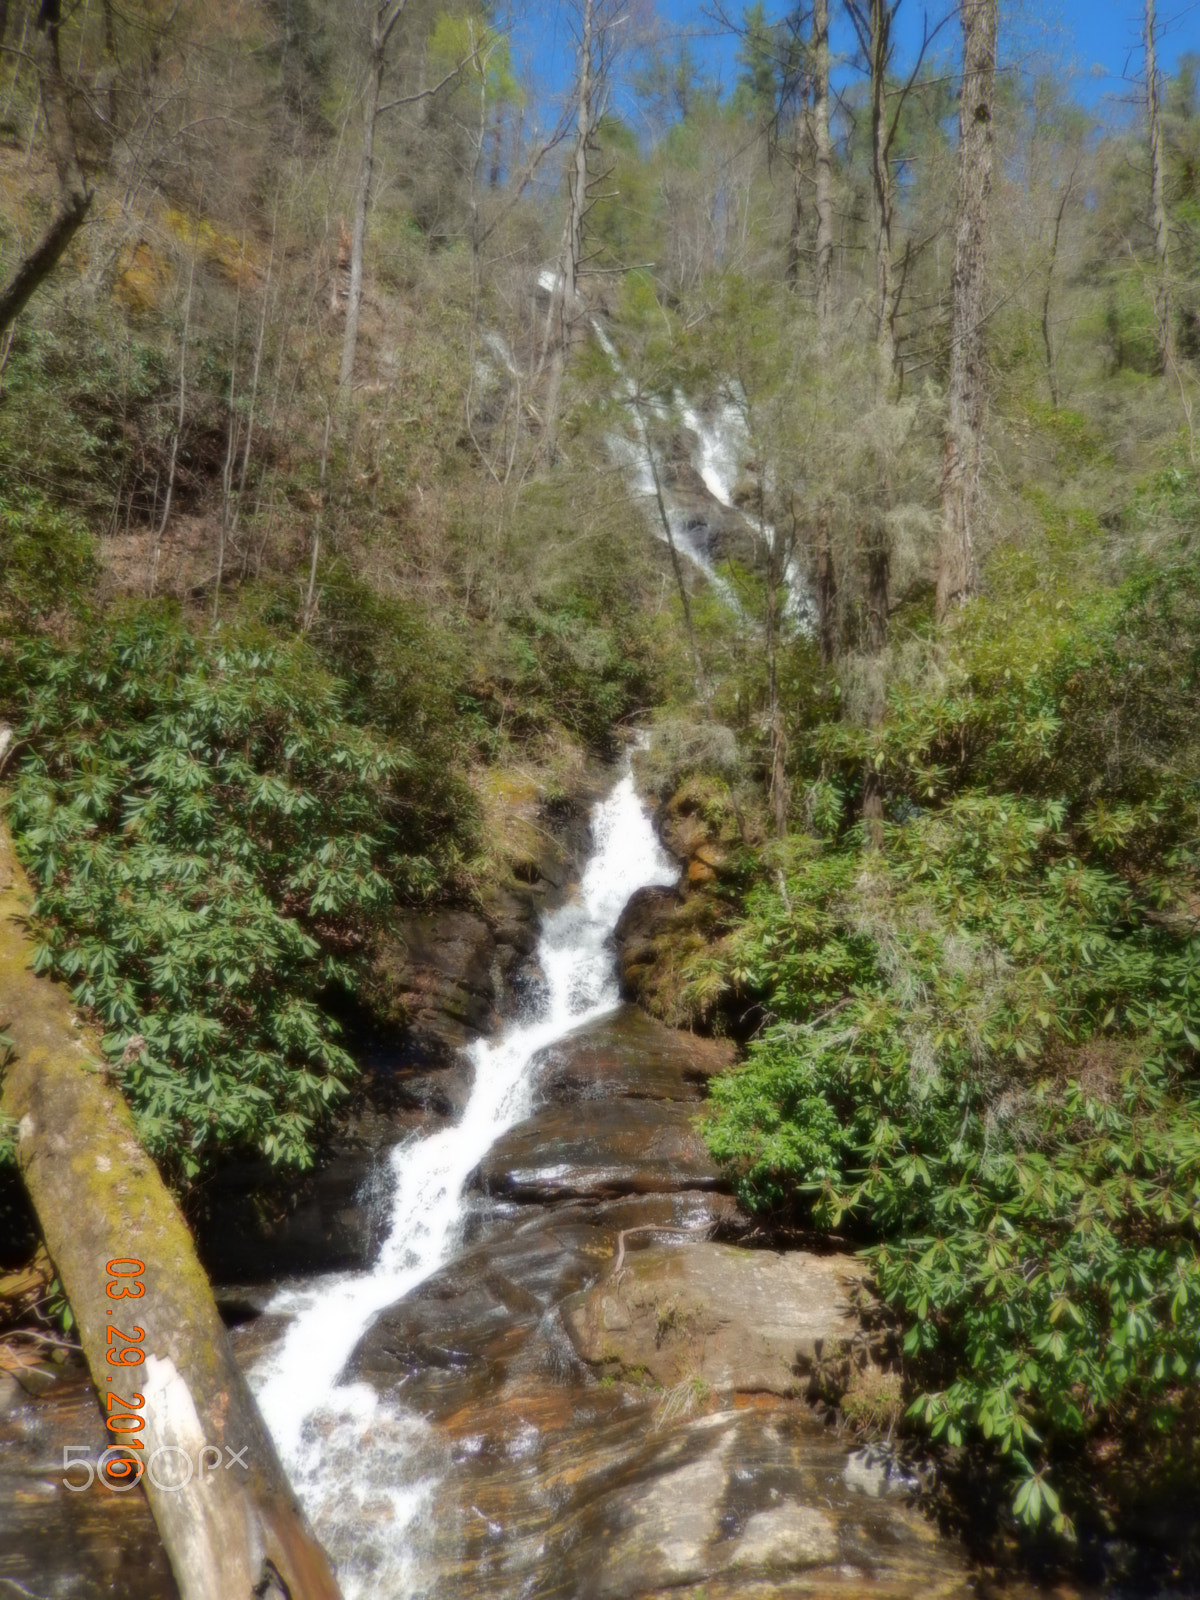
[252,767,678,1597]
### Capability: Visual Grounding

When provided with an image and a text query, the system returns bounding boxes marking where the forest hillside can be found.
[0,0,1197,1587]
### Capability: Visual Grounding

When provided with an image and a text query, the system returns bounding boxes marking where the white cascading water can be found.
[253,767,678,1597]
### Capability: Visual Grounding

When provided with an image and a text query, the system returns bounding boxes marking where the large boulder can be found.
[564,1240,869,1396]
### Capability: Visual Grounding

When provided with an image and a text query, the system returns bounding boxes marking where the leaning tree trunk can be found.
[0,818,343,1600]
[0,0,91,337]
[936,0,996,620]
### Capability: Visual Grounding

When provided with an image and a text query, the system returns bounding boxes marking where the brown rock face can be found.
[531,1005,735,1103]
[472,1099,727,1202]
[564,1241,868,1396]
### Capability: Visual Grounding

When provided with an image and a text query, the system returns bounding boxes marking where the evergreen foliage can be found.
[705,552,1200,1535]
[2,616,434,1179]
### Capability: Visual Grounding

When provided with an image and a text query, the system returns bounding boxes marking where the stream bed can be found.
[1,763,980,1599]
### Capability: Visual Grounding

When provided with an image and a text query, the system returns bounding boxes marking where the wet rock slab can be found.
[472,1097,727,1201]
[349,1192,737,1418]
[531,1003,736,1102]
[565,1240,869,1395]
[0,1362,179,1599]
[417,1404,970,1600]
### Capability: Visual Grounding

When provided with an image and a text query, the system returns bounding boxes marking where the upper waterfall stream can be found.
[252,767,677,1596]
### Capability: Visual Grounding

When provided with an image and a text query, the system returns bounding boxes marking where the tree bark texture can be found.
[340,39,386,390]
[542,0,595,458]
[869,0,896,389]
[0,821,343,1600]
[0,0,91,336]
[1145,0,1173,370]
[814,505,838,664]
[861,535,890,847]
[936,0,996,621]
[812,0,834,333]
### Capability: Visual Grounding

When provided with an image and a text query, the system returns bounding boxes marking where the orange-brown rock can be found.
[564,1241,869,1396]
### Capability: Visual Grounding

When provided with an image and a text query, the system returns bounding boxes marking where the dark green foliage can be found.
[705,559,1200,1537]
[2,614,434,1180]
[0,490,97,628]
[505,600,656,750]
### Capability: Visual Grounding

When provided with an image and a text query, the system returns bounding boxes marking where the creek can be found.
[251,766,678,1594]
[244,760,972,1600]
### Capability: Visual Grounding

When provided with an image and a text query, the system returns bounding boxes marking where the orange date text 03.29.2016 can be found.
[100,1257,148,1488]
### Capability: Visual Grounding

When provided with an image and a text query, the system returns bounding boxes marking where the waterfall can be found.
[252,767,678,1597]
[591,324,811,623]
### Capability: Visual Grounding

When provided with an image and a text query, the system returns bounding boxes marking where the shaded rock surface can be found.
[565,1240,869,1396]
[0,1359,179,1599]
[191,771,609,1283]
[472,1097,727,1202]
[531,1003,736,1102]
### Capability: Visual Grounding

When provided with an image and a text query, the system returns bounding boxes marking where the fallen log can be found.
[0,814,343,1600]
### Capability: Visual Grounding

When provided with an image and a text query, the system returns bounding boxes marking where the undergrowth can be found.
[704,553,1200,1550]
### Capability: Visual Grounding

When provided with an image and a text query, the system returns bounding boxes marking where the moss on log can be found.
[0,817,342,1600]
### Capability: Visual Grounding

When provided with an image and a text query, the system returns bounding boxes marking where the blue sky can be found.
[512,0,1197,124]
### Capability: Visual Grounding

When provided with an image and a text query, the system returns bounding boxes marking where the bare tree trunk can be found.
[0,0,91,336]
[340,40,385,392]
[936,0,996,621]
[861,532,889,846]
[0,822,342,1600]
[1040,175,1074,409]
[813,0,834,333]
[765,510,789,839]
[150,239,197,596]
[1145,0,1172,371]
[634,396,708,702]
[303,402,333,632]
[563,0,593,341]
[786,145,804,288]
[869,0,896,390]
[213,249,245,628]
[542,0,596,459]
[814,504,838,664]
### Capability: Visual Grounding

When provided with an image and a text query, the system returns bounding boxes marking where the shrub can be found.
[704,559,1200,1539]
[2,612,434,1180]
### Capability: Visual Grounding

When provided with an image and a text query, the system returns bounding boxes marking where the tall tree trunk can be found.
[0,0,91,336]
[1040,175,1074,410]
[814,504,838,664]
[861,532,889,847]
[543,0,594,458]
[0,820,343,1600]
[766,518,788,839]
[936,0,996,621]
[786,145,804,288]
[1145,0,1172,371]
[869,0,896,389]
[634,396,708,702]
[563,0,593,340]
[340,46,384,392]
[813,0,834,334]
